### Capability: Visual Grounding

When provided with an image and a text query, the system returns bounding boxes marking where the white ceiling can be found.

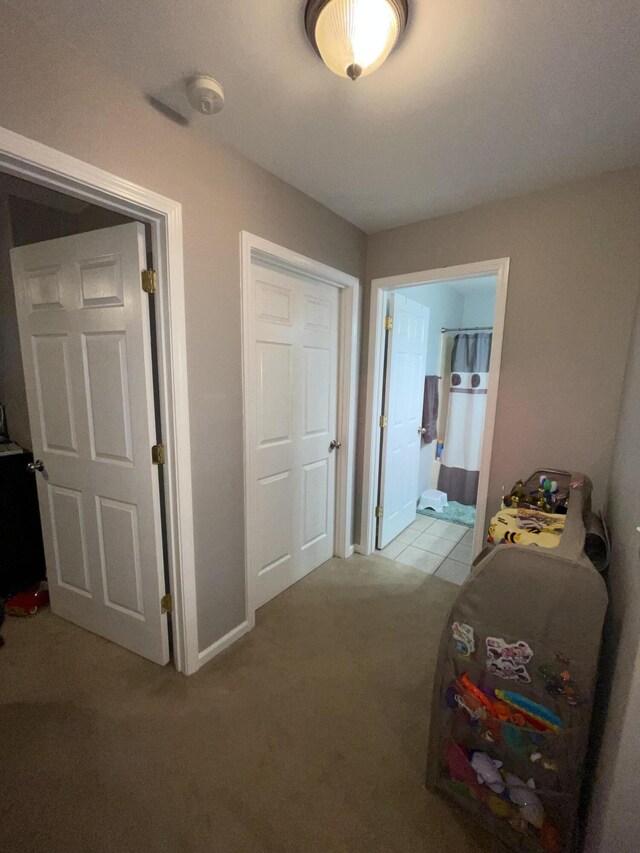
[14,0,640,233]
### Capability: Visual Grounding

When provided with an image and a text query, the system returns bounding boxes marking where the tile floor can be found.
[377,515,473,584]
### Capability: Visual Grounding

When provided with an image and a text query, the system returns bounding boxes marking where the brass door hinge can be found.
[384,315,393,331]
[375,506,384,518]
[141,269,157,294]
[151,443,165,465]
[379,415,388,428]
[161,593,172,614]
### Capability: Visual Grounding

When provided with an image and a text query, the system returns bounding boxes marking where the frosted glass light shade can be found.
[307,0,408,81]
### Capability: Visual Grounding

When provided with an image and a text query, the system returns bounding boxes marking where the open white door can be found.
[377,293,429,548]
[10,223,169,664]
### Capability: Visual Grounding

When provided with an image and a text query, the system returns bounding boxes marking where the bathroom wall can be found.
[462,291,496,327]
[402,283,464,375]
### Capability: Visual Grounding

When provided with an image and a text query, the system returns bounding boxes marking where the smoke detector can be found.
[186,75,225,115]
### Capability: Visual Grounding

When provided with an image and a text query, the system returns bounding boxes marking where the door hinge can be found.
[161,593,172,614]
[384,315,393,331]
[375,506,384,518]
[151,443,165,465]
[141,269,157,294]
[379,414,388,428]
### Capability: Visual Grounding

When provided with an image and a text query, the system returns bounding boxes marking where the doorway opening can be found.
[361,259,509,582]
[1,173,176,661]
[0,127,198,673]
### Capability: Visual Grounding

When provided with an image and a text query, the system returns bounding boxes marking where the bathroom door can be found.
[377,293,429,548]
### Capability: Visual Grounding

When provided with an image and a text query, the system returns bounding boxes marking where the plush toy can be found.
[470,751,505,794]
[503,772,545,828]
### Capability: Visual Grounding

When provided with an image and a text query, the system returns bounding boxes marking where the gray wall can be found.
[361,166,640,542]
[0,3,366,652]
[586,291,640,851]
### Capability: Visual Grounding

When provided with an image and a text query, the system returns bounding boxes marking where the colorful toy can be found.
[486,793,513,818]
[448,779,474,801]
[495,689,564,732]
[5,582,50,616]
[503,479,527,509]
[502,723,529,753]
[488,507,565,549]
[540,821,562,852]
[503,474,565,514]
[444,741,479,791]
[452,621,475,657]
[530,751,558,772]
[444,741,560,848]
[504,772,545,828]
[459,673,495,714]
[538,662,583,707]
[455,674,546,734]
[470,751,505,793]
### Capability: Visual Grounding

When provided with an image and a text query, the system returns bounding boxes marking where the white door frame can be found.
[0,126,199,675]
[360,258,510,560]
[241,232,360,625]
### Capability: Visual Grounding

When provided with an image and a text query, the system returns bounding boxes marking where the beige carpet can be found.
[1,554,505,852]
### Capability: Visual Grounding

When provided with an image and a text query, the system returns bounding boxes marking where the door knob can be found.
[329,439,341,451]
[26,459,44,473]
[418,427,426,435]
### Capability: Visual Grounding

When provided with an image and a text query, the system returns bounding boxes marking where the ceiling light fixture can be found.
[305,0,408,81]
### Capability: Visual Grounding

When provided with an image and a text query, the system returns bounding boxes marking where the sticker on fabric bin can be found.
[486,637,533,683]
[452,622,475,657]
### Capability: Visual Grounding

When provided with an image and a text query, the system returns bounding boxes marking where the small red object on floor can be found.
[5,582,49,617]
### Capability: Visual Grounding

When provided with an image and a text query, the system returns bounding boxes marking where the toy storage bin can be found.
[426,473,607,852]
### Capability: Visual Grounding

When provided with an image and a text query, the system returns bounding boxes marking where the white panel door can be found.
[377,293,429,548]
[249,262,339,609]
[10,223,169,664]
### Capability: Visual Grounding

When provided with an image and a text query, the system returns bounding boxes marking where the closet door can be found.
[247,261,339,609]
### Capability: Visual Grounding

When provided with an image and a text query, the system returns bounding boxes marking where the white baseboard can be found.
[197,620,252,668]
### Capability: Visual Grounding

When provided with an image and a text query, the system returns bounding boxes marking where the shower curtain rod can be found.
[440,325,493,333]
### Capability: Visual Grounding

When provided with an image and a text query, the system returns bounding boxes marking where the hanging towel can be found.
[422,375,439,444]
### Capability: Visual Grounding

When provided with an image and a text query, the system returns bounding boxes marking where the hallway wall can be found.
[586,290,640,851]
[0,2,366,653]
[361,165,640,543]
